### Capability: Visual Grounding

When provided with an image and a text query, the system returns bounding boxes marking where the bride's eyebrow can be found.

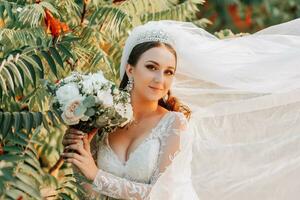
[145,60,175,70]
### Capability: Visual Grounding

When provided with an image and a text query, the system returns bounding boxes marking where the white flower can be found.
[91,71,107,83]
[61,100,86,125]
[56,83,83,107]
[96,90,114,107]
[112,88,119,95]
[115,104,133,127]
[81,78,95,95]
[81,71,109,95]
[115,103,133,125]
[63,72,80,83]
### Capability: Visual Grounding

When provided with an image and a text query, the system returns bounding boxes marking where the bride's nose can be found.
[153,71,164,83]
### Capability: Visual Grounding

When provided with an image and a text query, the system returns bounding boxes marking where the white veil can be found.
[120,19,300,200]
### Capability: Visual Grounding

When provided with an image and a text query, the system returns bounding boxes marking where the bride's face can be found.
[127,46,176,102]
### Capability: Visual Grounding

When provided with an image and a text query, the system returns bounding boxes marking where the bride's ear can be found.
[125,63,134,78]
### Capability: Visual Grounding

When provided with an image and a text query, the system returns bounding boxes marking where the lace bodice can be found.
[97,132,160,184]
[92,111,188,200]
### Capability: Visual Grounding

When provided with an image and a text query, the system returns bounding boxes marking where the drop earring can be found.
[163,93,168,103]
[125,77,134,92]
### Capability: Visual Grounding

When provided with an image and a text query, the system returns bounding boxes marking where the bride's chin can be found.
[143,95,163,102]
[136,90,163,102]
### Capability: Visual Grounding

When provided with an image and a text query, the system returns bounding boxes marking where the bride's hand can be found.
[62,128,98,150]
[61,128,99,180]
[62,128,85,148]
[62,140,99,181]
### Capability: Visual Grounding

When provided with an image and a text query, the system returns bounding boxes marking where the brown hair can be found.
[119,41,191,119]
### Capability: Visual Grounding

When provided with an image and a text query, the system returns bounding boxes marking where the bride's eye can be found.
[146,64,157,71]
[165,70,174,76]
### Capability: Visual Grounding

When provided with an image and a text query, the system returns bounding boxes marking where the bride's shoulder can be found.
[158,106,188,127]
[162,111,189,131]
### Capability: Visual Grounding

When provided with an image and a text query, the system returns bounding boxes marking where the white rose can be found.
[96,90,113,107]
[56,83,83,107]
[61,100,84,125]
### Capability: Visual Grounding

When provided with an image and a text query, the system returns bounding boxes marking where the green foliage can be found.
[252,0,300,30]
[199,0,300,33]
[0,127,44,199]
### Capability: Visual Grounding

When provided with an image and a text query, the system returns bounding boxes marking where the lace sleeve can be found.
[92,112,189,200]
[150,112,188,184]
[93,169,151,200]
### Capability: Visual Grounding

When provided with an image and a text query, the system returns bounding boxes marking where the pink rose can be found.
[61,100,83,125]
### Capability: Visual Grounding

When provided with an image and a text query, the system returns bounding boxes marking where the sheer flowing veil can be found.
[135,19,300,199]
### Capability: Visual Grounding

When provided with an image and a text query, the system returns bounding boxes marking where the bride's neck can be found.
[130,92,159,120]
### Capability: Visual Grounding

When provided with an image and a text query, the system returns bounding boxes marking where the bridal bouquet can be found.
[47,71,133,135]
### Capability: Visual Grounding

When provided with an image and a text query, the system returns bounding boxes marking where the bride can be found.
[62,19,300,200]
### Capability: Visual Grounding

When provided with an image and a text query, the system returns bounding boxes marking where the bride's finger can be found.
[69,128,85,135]
[62,152,84,162]
[64,134,84,140]
[62,139,82,146]
[65,157,83,169]
[66,143,88,156]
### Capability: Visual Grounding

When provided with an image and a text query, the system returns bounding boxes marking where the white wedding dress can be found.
[92,111,198,200]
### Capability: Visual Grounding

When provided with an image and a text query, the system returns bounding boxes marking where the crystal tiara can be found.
[134,29,173,45]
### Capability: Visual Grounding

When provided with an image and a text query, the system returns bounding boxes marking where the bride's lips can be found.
[149,86,163,91]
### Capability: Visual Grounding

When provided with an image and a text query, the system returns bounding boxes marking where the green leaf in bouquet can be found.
[42,79,57,96]
[111,84,117,94]
[119,117,128,124]
[106,107,116,118]
[114,111,122,119]
[110,118,120,126]
[74,104,87,117]
[51,101,60,110]
[95,117,108,128]
[84,108,95,117]
[82,95,96,108]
